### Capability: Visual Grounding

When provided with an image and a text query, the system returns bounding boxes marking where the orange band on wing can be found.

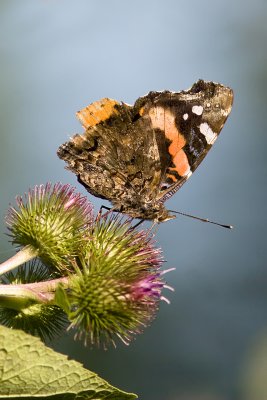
[76,98,120,129]
[169,149,191,177]
[149,106,186,155]
[149,106,190,178]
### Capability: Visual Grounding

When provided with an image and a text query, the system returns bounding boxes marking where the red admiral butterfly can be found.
[58,80,233,223]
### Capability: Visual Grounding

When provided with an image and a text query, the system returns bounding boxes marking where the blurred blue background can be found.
[0,1,267,399]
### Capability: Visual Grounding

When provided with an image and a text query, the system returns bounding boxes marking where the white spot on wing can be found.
[192,105,203,115]
[183,113,188,120]
[185,170,192,180]
[199,122,217,144]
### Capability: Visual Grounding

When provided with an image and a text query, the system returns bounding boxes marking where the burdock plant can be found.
[0,183,173,347]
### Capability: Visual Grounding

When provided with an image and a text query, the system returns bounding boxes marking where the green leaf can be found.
[0,325,137,399]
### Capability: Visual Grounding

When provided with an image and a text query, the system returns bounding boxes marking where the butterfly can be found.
[58,79,233,223]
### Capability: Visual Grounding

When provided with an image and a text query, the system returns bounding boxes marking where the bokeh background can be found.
[1,1,267,399]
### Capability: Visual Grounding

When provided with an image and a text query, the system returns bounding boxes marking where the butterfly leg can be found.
[95,205,114,221]
[131,219,145,229]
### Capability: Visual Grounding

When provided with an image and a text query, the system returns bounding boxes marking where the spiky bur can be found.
[5,183,93,273]
[1,184,173,345]
[56,215,174,347]
[0,261,67,341]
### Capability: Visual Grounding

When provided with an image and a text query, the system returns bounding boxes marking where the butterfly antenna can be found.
[168,210,233,229]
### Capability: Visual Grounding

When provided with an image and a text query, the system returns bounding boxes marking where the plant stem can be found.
[0,277,69,309]
[0,245,38,276]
